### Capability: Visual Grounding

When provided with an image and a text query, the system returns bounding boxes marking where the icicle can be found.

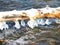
[36,18,41,25]
[2,21,9,30]
[27,20,38,29]
[45,19,52,25]
[0,21,9,30]
[14,20,21,29]
[0,22,4,30]
[21,20,26,27]
[39,18,46,25]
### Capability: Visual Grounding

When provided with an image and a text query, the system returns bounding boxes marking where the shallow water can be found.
[0,0,60,45]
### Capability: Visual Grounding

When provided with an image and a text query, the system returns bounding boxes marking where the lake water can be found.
[0,0,60,11]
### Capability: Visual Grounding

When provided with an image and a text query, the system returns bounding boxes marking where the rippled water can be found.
[0,0,60,11]
[0,0,60,45]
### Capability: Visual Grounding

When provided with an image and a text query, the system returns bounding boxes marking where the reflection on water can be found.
[0,0,60,45]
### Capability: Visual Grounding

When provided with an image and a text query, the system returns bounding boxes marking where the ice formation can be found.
[25,8,38,19]
[14,21,21,29]
[27,20,38,29]
[39,18,46,25]
[0,21,9,30]
[40,5,57,14]
[21,20,26,27]
[36,18,46,26]
[45,19,53,25]
[0,6,60,29]
[0,22,4,30]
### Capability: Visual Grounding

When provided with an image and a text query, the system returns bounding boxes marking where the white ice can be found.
[21,20,26,27]
[27,20,38,29]
[0,10,25,19]
[25,8,38,18]
[36,18,55,26]
[40,6,57,14]
[39,18,46,25]
[14,21,21,29]
[0,11,13,19]
[0,7,58,19]
[36,18,41,25]
[45,19,52,25]
[0,21,9,30]
[0,22,4,30]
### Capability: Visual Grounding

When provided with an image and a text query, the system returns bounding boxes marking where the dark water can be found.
[0,0,60,11]
[0,0,60,45]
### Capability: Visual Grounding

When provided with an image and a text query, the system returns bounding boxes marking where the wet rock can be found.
[15,36,31,45]
[6,40,16,45]
[48,40,55,45]
[0,34,4,39]
[55,19,60,24]
[40,31,51,34]
[15,33,36,45]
